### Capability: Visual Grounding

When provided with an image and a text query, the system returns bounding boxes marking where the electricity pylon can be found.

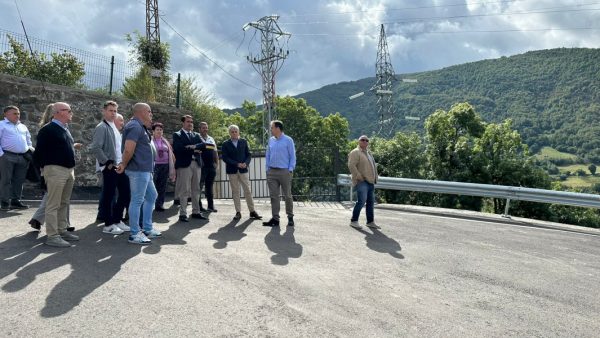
[146,0,160,44]
[372,24,397,136]
[243,15,290,144]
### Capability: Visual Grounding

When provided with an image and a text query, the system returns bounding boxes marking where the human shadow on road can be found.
[353,227,404,259]
[1,218,194,318]
[142,218,209,254]
[208,219,252,249]
[264,226,303,266]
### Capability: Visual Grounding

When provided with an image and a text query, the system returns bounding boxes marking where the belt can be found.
[269,167,286,170]
[3,150,26,156]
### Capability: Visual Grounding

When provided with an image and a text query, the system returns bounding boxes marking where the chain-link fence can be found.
[0,28,134,95]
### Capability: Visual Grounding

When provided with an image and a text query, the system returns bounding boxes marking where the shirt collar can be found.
[52,118,67,129]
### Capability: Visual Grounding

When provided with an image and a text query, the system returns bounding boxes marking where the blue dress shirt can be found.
[266,133,296,171]
[0,118,32,156]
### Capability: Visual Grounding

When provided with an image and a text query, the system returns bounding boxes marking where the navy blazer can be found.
[221,138,251,174]
[172,129,206,169]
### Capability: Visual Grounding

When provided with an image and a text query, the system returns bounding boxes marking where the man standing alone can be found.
[0,105,34,210]
[348,135,379,229]
[263,120,296,227]
[90,101,130,235]
[33,102,79,247]
[116,103,160,245]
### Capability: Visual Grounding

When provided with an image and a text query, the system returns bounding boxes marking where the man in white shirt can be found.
[89,101,130,234]
[0,105,34,210]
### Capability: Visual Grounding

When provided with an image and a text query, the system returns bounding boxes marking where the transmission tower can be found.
[146,0,160,44]
[243,15,290,144]
[371,24,397,137]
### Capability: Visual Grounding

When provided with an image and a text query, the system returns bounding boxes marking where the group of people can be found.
[0,100,380,247]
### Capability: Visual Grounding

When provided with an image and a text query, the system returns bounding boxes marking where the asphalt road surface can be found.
[1,200,599,337]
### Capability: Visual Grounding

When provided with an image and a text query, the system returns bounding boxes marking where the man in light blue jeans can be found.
[116,103,160,244]
[348,135,379,229]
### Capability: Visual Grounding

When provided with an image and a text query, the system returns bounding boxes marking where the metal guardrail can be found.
[337,174,600,217]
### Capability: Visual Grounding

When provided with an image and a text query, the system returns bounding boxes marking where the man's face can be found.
[200,124,208,136]
[270,123,281,137]
[140,106,152,126]
[358,137,369,150]
[183,118,193,131]
[103,104,117,122]
[4,109,20,124]
[54,104,73,124]
[229,128,240,140]
[115,116,124,131]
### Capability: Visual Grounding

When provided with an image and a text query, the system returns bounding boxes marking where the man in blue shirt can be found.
[0,105,34,210]
[116,103,160,245]
[263,120,296,227]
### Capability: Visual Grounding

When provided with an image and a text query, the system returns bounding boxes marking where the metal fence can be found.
[0,28,135,94]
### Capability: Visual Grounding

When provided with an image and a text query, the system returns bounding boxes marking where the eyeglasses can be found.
[359,139,369,143]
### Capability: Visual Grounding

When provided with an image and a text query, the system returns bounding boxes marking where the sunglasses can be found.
[359,139,369,142]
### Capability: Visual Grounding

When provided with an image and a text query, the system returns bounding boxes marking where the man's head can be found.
[3,105,20,124]
[181,115,193,132]
[52,102,73,124]
[102,100,118,122]
[270,120,283,137]
[199,122,209,136]
[133,102,152,127]
[228,124,240,140]
[115,113,124,131]
[358,135,369,150]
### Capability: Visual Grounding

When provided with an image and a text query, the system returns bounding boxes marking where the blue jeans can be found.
[125,170,157,235]
[351,181,374,223]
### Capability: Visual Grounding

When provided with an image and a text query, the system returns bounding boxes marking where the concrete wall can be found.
[0,73,188,195]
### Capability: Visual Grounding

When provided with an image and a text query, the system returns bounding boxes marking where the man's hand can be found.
[115,163,125,174]
[74,143,83,150]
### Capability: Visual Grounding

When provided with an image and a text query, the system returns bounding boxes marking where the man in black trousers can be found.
[198,122,218,213]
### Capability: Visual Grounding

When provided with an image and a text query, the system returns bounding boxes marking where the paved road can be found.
[1,200,599,337]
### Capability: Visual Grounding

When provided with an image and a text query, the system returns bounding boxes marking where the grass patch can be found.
[559,175,600,188]
[557,164,596,174]
[535,147,578,161]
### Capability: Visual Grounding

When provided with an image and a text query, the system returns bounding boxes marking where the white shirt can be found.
[108,121,122,163]
[0,118,32,156]
[200,134,215,146]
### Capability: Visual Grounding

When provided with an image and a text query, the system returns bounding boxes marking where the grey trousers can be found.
[266,168,294,220]
[0,152,28,202]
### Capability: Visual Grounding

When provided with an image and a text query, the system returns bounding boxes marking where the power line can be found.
[159,16,260,91]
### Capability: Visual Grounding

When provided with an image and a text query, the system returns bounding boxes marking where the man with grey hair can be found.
[116,102,159,245]
[33,102,79,247]
[0,105,34,210]
[221,124,262,221]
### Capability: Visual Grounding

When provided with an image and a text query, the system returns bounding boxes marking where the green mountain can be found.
[292,48,600,162]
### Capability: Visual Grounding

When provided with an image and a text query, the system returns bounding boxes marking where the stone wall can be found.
[0,73,188,196]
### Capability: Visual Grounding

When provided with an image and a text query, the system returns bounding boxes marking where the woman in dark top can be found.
[151,122,175,211]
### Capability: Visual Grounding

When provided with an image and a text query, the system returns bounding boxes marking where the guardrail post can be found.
[502,198,511,218]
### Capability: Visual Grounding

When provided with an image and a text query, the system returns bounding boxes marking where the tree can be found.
[589,164,597,176]
[0,36,84,87]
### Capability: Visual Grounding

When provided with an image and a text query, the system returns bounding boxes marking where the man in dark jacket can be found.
[221,124,262,221]
[172,115,210,222]
[33,102,79,247]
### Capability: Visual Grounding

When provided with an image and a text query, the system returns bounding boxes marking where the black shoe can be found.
[174,199,180,206]
[10,200,28,210]
[191,213,208,220]
[287,216,295,227]
[262,218,280,227]
[179,215,189,222]
[1,201,10,211]
[233,212,241,220]
[249,211,262,220]
[29,219,41,230]
[199,207,207,212]
[67,226,75,232]
[207,208,217,213]
[155,206,166,212]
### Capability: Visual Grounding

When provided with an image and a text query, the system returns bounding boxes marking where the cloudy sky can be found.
[0,0,599,108]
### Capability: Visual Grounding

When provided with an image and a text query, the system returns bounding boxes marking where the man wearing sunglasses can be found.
[348,135,379,229]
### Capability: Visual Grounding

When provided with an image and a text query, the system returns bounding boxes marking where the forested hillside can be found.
[294,48,600,162]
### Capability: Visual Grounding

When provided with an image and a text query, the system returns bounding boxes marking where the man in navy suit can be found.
[172,115,210,222]
[221,124,262,221]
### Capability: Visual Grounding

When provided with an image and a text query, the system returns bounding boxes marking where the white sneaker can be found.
[366,222,381,229]
[143,228,162,239]
[349,221,362,229]
[114,221,130,232]
[103,224,124,235]
[128,232,151,245]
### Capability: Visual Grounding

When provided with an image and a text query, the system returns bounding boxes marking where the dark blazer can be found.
[221,138,251,174]
[33,122,75,169]
[172,129,206,169]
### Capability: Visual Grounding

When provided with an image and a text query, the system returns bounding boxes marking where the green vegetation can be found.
[535,147,578,162]
[560,176,600,189]
[0,35,85,87]
[292,48,600,163]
